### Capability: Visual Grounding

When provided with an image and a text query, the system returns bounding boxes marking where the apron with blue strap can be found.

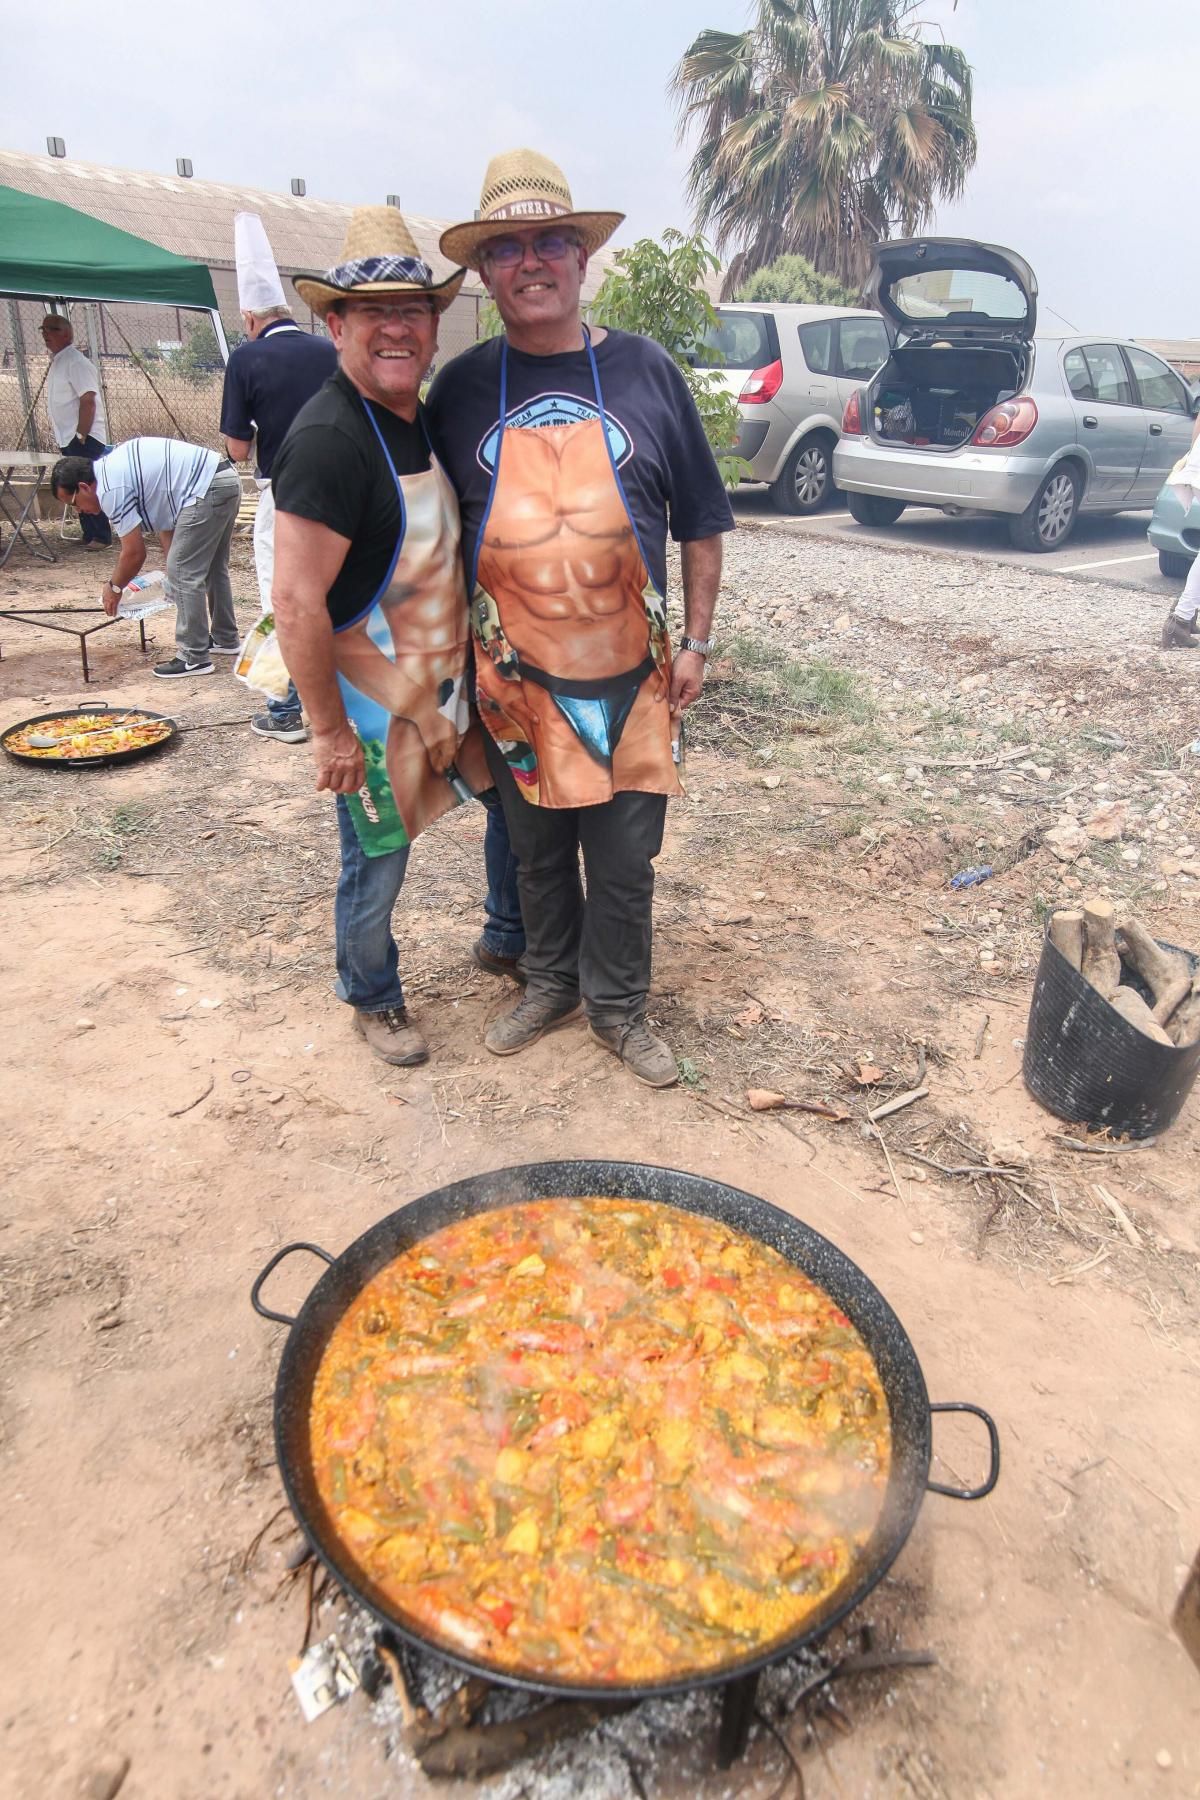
[469,330,681,810]
[334,400,489,855]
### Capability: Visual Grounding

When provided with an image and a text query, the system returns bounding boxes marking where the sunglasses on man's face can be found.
[482,231,579,269]
[344,301,436,326]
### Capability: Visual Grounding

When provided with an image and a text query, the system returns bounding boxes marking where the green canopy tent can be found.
[0,183,220,311]
[0,182,228,451]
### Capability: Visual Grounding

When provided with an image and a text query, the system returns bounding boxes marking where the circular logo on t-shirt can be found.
[476,393,632,472]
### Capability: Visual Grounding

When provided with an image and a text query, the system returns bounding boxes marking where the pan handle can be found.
[250,1241,334,1325]
[926,1402,1001,1501]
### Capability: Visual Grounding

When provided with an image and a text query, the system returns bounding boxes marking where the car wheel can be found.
[771,435,834,516]
[846,491,907,527]
[1159,549,1194,580]
[1009,464,1080,552]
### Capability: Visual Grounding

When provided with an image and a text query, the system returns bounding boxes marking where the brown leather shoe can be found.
[590,1020,679,1088]
[471,937,527,984]
[485,993,582,1056]
[354,1006,429,1066]
[1161,612,1200,650]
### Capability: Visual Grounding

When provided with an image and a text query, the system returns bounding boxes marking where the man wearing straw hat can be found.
[427,149,734,1089]
[268,206,520,1068]
[220,211,336,739]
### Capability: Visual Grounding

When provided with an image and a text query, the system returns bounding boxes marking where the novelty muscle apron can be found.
[469,331,682,810]
[334,403,489,856]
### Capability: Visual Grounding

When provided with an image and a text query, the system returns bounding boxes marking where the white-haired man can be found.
[220,212,336,737]
[40,312,111,547]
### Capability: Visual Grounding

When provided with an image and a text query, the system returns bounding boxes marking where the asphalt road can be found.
[728,487,1179,595]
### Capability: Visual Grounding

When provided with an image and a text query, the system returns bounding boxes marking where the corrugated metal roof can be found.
[0,148,619,302]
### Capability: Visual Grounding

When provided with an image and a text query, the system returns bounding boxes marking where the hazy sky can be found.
[7,0,1198,336]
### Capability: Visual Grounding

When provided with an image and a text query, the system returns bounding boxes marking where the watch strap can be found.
[679,634,713,657]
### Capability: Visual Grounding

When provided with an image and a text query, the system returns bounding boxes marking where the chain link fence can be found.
[1,290,493,457]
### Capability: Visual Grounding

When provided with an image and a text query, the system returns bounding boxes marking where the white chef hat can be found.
[235,211,287,313]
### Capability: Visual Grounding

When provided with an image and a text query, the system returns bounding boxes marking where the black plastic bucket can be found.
[1023,916,1200,1139]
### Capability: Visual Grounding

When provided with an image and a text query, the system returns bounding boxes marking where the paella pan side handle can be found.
[250,1242,334,1325]
[925,1402,1001,1501]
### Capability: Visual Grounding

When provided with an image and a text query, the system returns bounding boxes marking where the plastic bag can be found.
[235,611,292,701]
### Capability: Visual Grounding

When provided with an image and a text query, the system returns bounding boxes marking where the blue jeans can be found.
[334,797,410,1011]
[333,791,524,1012]
[267,680,302,725]
[481,792,525,958]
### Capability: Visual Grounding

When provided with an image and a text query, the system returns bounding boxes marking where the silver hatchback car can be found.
[699,303,889,514]
[833,238,1199,550]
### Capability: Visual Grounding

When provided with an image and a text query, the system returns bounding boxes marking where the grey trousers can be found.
[167,467,241,661]
[483,731,667,1027]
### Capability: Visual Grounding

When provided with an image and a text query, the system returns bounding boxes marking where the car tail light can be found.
[842,390,863,434]
[971,397,1038,448]
[739,358,783,404]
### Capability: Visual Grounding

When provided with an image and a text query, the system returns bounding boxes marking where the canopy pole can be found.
[81,302,112,443]
[210,310,230,366]
[7,300,40,451]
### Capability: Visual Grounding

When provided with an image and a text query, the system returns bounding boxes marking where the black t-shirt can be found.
[425,329,734,594]
[218,321,337,478]
[270,368,431,628]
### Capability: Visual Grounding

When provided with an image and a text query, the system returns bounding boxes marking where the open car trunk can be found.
[868,341,1029,449]
[862,238,1037,450]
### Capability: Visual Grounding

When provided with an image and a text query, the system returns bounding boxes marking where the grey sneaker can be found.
[590,1019,679,1088]
[1161,612,1200,650]
[251,712,309,743]
[485,993,582,1056]
[354,1006,429,1066]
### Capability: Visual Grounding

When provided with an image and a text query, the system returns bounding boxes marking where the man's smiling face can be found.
[480,228,587,337]
[328,298,438,415]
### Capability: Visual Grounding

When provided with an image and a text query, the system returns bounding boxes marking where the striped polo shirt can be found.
[94,437,220,535]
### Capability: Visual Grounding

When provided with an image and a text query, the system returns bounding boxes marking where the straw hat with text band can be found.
[293,206,466,315]
[439,148,625,271]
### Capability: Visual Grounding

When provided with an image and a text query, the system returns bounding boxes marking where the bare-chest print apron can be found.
[469,331,682,810]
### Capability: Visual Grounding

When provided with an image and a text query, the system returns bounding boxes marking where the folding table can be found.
[0,450,59,569]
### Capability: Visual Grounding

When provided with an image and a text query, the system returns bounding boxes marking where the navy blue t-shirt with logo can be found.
[425,329,734,593]
[219,319,338,478]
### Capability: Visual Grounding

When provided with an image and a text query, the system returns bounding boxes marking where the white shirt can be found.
[47,344,109,449]
[94,437,219,536]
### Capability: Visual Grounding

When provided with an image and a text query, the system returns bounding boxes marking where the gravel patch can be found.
[701,519,1178,661]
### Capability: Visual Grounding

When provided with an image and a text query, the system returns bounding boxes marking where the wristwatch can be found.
[107,581,122,598]
[679,635,714,657]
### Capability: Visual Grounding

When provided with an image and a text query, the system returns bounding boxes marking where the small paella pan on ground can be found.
[2,706,176,768]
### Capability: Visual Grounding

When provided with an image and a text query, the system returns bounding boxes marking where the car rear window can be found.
[839,318,889,379]
[887,269,1026,324]
[701,310,775,371]
[798,320,834,375]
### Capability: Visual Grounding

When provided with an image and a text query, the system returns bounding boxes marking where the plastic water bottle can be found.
[116,570,170,620]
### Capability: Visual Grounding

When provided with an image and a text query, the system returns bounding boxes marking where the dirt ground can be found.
[2,533,1198,1800]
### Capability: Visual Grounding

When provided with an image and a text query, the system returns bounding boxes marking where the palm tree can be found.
[671,0,976,296]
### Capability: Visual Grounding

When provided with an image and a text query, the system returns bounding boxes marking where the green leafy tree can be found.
[590,229,747,488]
[672,0,977,294]
[477,300,504,340]
[737,252,858,306]
[169,319,225,385]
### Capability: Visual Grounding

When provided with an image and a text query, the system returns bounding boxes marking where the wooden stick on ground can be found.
[1093,1182,1141,1247]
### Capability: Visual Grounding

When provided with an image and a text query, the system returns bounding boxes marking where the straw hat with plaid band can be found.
[293,206,466,315]
[439,148,624,272]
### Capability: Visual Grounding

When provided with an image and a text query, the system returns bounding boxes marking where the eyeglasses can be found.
[481,231,579,269]
[343,300,436,325]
